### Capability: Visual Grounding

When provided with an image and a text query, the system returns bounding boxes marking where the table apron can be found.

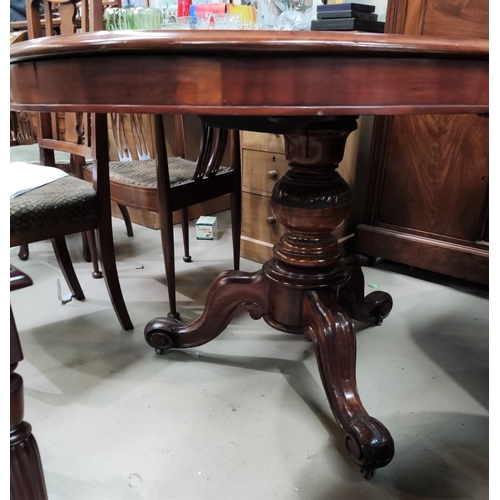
[10,54,488,115]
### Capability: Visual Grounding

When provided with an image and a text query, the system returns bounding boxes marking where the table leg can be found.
[302,289,394,478]
[144,117,394,477]
[338,258,393,325]
[145,270,270,353]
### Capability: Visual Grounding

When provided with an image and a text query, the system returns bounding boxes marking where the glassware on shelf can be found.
[177,0,193,18]
[104,6,163,31]
[126,7,139,29]
[195,12,242,30]
[103,1,309,31]
[164,16,193,30]
[135,7,163,29]
[104,8,130,30]
[274,7,312,30]
[255,0,310,30]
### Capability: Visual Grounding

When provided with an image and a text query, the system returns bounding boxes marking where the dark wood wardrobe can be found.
[355,0,489,285]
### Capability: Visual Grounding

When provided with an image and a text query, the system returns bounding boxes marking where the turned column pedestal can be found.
[145,117,395,477]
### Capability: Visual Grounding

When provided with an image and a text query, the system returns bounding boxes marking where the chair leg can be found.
[51,237,85,300]
[86,230,103,279]
[159,210,180,319]
[96,225,134,331]
[231,190,241,271]
[18,244,29,261]
[81,231,91,263]
[92,112,133,330]
[155,114,179,319]
[181,207,192,263]
[117,204,134,237]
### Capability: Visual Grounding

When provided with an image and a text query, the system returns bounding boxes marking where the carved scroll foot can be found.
[145,270,270,354]
[338,261,393,325]
[302,290,394,478]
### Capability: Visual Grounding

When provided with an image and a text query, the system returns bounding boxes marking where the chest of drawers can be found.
[240,132,287,263]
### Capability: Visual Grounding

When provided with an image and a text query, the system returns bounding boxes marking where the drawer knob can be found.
[268,169,278,180]
[266,216,276,225]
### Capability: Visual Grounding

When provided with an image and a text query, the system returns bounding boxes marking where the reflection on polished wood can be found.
[10,31,488,478]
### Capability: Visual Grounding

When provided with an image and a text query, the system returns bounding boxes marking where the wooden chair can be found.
[84,0,242,320]
[10,27,40,263]
[19,0,132,271]
[11,0,133,330]
[10,111,133,330]
[25,0,241,320]
[10,266,49,500]
[82,113,242,318]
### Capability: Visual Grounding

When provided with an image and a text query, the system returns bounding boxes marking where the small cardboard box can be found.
[196,216,218,240]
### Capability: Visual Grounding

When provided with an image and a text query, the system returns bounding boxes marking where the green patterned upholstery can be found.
[10,176,99,236]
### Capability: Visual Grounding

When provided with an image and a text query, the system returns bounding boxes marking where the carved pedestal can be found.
[144,118,394,477]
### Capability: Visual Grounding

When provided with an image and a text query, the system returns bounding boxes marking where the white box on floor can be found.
[196,216,218,240]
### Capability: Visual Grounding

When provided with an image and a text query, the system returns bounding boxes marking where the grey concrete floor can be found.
[10,211,489,500]
[10,147,488,500]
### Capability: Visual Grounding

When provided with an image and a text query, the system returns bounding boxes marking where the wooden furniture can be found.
[10,111,36,147]
[10,30,488,479]
[10,30,35,148]
[240,127,361,263]
[10,113,133,330]
[10,266,49,500]
[82,112,242,318]
[240,132,288,263]
[12,1,133,329]
[356,0,489,285]
[107,114,232,230]
[22,0,108,272]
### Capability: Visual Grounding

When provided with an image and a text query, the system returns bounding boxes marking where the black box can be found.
[317,3,376,14]
[311,18,385,33]
[317,10,378,21]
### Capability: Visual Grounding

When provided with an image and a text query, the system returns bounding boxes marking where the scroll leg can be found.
[338,260,393,325]
[145,270,269,354]
[302,289,394,478]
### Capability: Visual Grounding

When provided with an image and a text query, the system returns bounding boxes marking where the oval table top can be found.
[10,31,488,118]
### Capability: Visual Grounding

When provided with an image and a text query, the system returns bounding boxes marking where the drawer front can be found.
[241,238,274,264]
[240,131,285,153]
[241,149,289,197]
[242,192,284,245]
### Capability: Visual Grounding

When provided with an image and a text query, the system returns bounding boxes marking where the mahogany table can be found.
[10,31,488,479]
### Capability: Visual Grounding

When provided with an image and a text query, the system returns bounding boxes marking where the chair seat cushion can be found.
[10,176,99,236]
[108,157,231,188]
[108,157,195,188]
